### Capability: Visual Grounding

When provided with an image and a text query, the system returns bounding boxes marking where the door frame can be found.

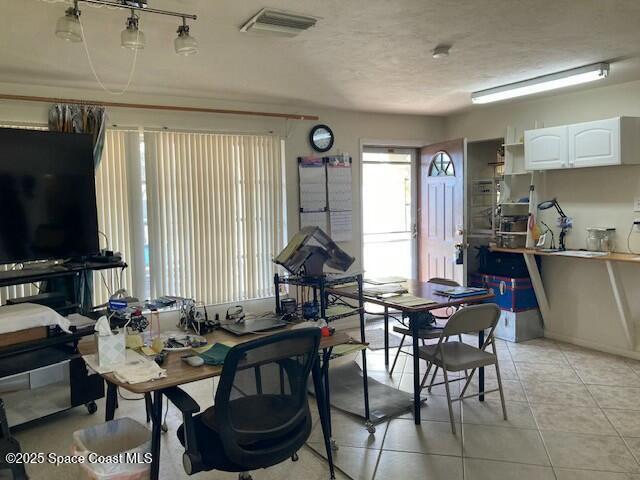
[359,138,434,280]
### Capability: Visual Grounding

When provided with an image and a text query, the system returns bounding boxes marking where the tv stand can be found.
[0,261,127,427]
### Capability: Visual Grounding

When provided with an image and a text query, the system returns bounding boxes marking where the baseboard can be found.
[544,329,640,361]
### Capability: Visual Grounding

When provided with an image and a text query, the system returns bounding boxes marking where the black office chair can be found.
[167,329,322,479]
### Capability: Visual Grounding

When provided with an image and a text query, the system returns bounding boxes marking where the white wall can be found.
[0,80,444,298]
[445,80,640,358]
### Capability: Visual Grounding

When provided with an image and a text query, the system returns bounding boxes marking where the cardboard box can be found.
[0,326,47,348]
[495,309,543,343]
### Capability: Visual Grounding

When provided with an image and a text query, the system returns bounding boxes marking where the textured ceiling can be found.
[2,0,640,114]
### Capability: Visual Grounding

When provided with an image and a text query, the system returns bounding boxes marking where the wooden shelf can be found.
[491,245,640,350]
[491,247,640,264]
[503,142,524,148]
[496,231,527,236]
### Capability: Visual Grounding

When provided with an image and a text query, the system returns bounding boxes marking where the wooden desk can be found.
[329,280,495,424]
[78,329,352,394]
[79,328,357,480]
[491,247,638,349]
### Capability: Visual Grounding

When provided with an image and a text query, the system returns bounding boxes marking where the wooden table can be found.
[492,246,640,350]
[79,328,358,480]
[329,280,495,424]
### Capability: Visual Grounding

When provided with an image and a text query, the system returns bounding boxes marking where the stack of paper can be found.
[363,284,408,297]
[391,295,437,307]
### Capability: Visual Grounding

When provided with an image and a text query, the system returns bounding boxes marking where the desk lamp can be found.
[537,198,572,251]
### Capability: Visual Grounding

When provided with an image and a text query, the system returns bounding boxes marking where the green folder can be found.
[198,343,232,366]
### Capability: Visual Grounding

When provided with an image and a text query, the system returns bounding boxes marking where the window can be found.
[0,124,285,306]
[143,131,286,304]
[428,151,455,177]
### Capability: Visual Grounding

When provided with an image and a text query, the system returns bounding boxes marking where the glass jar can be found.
[585,227,616,252]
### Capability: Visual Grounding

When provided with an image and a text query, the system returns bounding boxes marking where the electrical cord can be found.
[627,223,640,255]
[99,271,112,296]
[118,387,144,401]
[78,14,140,96]
[98,230,109,249]
[118,266,125,291]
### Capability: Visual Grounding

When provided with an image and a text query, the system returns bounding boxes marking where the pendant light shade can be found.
[175,24,198,56]
[121,14,145,49]
[53,1,200,56]
[55,7,82,43]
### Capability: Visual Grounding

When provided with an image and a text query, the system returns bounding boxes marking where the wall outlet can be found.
[634,197,640,212]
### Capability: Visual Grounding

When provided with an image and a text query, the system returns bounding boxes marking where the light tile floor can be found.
[10,333,640,480]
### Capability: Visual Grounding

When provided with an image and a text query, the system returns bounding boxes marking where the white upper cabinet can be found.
[525,126,568,170]
[568,118,619,168]
[525,117,640,171]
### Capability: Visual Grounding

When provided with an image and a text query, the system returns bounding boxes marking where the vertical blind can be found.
[1,124,285,307]
[144,131,286,304]
[92,129,141,305]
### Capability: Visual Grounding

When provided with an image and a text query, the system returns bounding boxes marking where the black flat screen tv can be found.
[0,128,99,264]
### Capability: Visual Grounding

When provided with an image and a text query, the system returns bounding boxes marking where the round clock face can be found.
[310,124,334,152]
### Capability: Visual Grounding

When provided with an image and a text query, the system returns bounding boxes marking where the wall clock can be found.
[309,124,334,153]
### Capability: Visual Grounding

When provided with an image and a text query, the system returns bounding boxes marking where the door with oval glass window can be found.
[418,139,465,285]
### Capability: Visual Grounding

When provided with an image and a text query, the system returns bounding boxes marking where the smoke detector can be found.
[432,45,451,59]
[240,8,318,37]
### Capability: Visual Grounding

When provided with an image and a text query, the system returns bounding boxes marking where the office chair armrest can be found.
[163,387,201,415]
[163,387,203,475]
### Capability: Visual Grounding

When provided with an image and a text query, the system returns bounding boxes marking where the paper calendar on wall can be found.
[297,154,353,242]
[298,156,327,212]
[327,154,353,242]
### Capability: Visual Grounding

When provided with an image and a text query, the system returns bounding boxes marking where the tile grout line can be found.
[559,344,640,473]
[511,341,558,480]
[368,420,389,480]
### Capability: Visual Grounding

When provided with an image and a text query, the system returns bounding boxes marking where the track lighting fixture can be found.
[53,0,197,55]
[55,2,82,43]
[175,19,198,56]
[121,12,145,49]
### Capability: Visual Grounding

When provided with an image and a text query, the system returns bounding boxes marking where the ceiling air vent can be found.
[240,9,318,37]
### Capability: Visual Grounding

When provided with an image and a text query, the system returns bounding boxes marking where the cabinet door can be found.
[525,126,568,170]
[568,118,620,168]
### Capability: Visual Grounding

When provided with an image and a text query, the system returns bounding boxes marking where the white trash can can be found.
[72,417,152,480]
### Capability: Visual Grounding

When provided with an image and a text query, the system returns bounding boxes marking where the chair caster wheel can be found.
[85,402,98,415]
[330,438,339,451]
[365,421,376,434]
[161,422,168,433]
[291,452,299,462]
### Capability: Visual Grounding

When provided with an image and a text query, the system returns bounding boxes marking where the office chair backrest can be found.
[213,328,321,469]
[442,303,500,338]
[429,277,460,287]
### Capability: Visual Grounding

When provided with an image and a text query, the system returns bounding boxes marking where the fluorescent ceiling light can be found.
[471,63,609,104]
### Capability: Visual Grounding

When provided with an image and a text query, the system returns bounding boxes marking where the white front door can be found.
[362,147,417,279]
[418,139,465,285]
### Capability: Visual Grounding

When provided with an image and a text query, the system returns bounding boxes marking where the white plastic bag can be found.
[72,417,151,480]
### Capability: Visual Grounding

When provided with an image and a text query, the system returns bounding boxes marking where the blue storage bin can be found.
[469,273,538,312]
